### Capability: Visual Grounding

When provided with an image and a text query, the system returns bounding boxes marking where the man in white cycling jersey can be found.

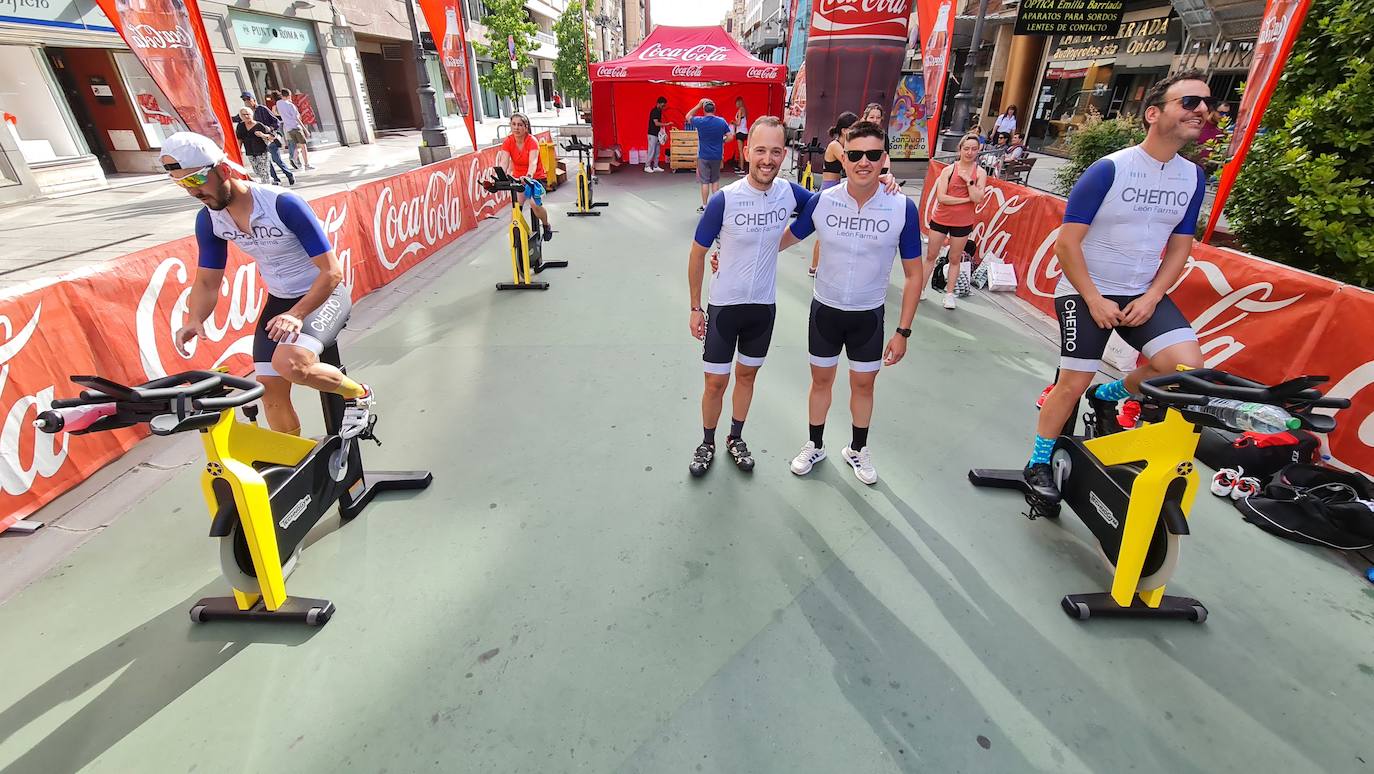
[1024,71,1212,500]
[161,132,374,438]
[687,116,812,477]
[780,121,923,485]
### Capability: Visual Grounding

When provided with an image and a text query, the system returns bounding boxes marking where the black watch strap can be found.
[691,306,705,313]
[895,327,912,338]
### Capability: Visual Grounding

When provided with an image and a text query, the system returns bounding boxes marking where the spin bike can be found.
[792,137,825,192]
[36,351,433,627]
[484,167,568,291]
[562,137,609,217]
[968,368,1349,622]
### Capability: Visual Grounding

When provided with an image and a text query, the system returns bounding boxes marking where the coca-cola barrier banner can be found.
[802,0,914,145]
[0,135,544,531]
[95,0,242,165]
[919,162,1374,477]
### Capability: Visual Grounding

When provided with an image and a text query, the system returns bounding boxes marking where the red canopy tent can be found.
[590,26,787,165]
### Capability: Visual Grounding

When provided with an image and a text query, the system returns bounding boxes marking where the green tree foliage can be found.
[554,1,593,103]
[1052,110,1144,195]
[1226,0,1374,287]
[472,0,539,105]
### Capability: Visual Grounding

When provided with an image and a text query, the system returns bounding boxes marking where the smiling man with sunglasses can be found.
[778,121,923,485]
[160,131,374,439]
[1023,71,1212,502]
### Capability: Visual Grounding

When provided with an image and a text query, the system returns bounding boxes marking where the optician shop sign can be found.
[229,10,318,55]
[0,0,114,33]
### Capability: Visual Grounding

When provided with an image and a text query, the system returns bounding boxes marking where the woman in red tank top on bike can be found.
[927,134,987,310]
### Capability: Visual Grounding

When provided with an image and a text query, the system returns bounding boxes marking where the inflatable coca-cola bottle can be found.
[921,2,951,130]
[116,0,226,148]
[443,6,471,117]
[802,0,915,145]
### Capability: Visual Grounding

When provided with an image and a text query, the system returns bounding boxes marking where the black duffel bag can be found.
[1235,463,1374,550]
[1196,427,1321,486]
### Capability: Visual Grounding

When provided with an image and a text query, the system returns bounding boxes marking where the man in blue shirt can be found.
[685,98,733,212]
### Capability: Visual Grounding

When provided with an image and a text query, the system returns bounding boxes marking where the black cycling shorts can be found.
[929,221,974,238]
[1056,293,1197,373]
[703,303,776,374]
[254,283,351,376]
[808,298,885,372]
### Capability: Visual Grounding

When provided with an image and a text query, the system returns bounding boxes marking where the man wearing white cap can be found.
[161,131,374,438]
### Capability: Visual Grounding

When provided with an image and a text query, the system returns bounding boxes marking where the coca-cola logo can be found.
[137,255,263,380]
[320,202,357,295]
[746,66,779,80]
[1166,257,1305,368]
[371,169,464,271]
[466,154,501,223]
[637,43,728,62]
[1320,362,1374,473]
[127,24,194,50]
[0,304,67,497]
[596,65,629,78]
[813,0,912,36]
[1257,15,1286,45]
[672,65,704,78]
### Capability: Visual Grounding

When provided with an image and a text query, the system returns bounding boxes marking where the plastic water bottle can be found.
[1195,398,1301,434]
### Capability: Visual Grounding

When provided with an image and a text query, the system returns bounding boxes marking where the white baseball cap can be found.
[160,131,248,175]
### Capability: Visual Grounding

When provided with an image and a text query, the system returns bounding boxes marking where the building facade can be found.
[742,0,785,64]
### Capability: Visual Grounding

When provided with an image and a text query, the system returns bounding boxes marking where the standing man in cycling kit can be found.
[1024,71,1213,500]
[494,113,554,243]
[687,116,813,477]
[162,132,374,438]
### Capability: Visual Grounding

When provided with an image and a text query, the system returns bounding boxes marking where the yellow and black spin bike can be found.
[37,357,432,627]
[792,136,825,192]
[562,137,609,217]
[969,368,1348,622]
[485,167,568,291]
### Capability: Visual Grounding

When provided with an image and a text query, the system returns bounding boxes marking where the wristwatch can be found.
[895,327,912,338]
[691,307,705,313]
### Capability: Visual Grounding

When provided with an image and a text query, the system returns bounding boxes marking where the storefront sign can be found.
[1015,0,1125,37]
[1048,11,1173,63]
[0,0,114,32]
[229,11,318,55]
[329,24,355,49]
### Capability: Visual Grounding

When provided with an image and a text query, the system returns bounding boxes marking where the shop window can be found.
[0,46,83,163]
[113,51,187,148]
[277,59,342,146]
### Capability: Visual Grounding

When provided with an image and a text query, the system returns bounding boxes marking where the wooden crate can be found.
[670,129,698,170]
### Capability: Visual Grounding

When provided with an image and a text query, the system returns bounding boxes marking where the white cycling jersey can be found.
[693,177,813,306]
[789,184,922,311]
[196,183,331,298]
[1057,145,1207,297]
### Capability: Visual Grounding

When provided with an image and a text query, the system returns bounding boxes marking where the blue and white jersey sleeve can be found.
[275,192,332,257]
[195,208,228,270]
[694,191,727,247]
[789,192,821,240]
[788,182,814,216]
[1063,158,1116,226]
[899,197,922,260]
[1174,165,1207,235]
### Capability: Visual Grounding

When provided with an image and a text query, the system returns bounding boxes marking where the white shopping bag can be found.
[988,261,1018,291]
[1103,332,1142,372]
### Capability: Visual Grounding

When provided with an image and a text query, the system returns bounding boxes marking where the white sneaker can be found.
[340,384,375,439]
[943,294,957,310]
[644,166,654,173]
[842,445,878,485]
[306,164,317,170]
[790,441,827,475]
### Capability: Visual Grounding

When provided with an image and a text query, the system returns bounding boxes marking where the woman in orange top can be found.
[926,133,987,310]
[495,113,553,242]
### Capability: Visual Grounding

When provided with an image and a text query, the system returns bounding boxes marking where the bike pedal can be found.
[361,414,381,445]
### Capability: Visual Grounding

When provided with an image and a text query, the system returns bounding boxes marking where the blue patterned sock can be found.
[1094,379,1130,402]
[1029,435,1056,466]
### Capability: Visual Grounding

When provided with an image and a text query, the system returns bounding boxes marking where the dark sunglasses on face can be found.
[845,149,884,162]
[1164,95,1220,112]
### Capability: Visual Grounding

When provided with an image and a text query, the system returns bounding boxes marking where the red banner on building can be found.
[917,0,955,150]
[1203,0,1312,241]
[95,0,241,165]
[416,0,480,151]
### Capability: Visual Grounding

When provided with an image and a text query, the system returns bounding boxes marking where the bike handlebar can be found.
[793,137,826,156]
[480,166,534,193]
[1139,368,1350,433]
[39,371,264,436]
[561,137,593,152]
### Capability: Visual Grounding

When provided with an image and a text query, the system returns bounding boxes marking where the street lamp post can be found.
[941,0,989,152]
[404,0,452,164]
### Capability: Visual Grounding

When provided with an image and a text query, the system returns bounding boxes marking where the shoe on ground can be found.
[1210,466,1241,497]
[689,442,715,478]
[306,164,317,170]
[644,166,654,173]
[841,445,878,485]
[542,225,554,242]
[340,384,375,439]
[808,266,817,278]
[726,437,755,472]
[943,294,957,310]
[1231,475,1261,500]
[1035,384,1054,409]
[697,205,706,213]
[1023,463,1060,502]
[790,441,826,475]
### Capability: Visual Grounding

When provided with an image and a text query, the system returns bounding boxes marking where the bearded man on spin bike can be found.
[163,132,374,439]
[1025,71,1213,501]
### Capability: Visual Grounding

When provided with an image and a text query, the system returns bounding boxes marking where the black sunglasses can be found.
[845,149,884,162]
[1162,95,1220,111]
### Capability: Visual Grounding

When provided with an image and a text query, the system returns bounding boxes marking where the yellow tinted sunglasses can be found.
[171,163,216,189]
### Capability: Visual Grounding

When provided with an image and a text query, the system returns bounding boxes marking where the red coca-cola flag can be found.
[417,0,480,151]
[95,0,241,165]
[802,0,914,145]
[1203,0,1312,241]
[917,0,955,150]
